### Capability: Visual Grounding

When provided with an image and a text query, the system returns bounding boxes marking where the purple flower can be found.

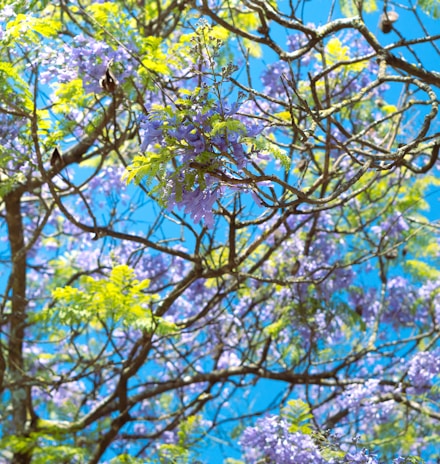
[240,416,327,463]
[408,349,440,393]
[37,33,136,93]
[168,123,193,141]
[338,379,381,411]
[186,129,206,154]
[344,449,379,463]
[168,182,222,228]
[417,278,440,324]
[261,61,290,96]
[217,100,241,116]
[140,117,163,151]
[217,350,240,369]
[371,213,409,240]
[382,277,415,326]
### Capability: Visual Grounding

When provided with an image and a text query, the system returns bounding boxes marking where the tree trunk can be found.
[5,191,31,464]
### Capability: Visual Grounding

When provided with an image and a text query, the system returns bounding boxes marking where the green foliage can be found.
[264,313,289,338]
[0,152,26,197]
[138,36,171,75]
[324,37,369,72]
[397,175,439,213]
[123,153,160,186]
[340,0,378,16]
[312,431,346,461]
[320,447,347,461]
[48,265,177,334]
[417,0,440,17]
[157,415,203,463]
[82,1,136,41]
[53,79,90,110]
[367,417,433,459]
[0,434,35,455]
[6,13,61,40]
[405,259,440,280]
[0,61,33,110]
[0,432,87,463]
[86,1,119,23]
[282,399,314,434]
[109,455,146,464]
[212,119,246,137]
[31,441,87,464]
[252,136,290,170]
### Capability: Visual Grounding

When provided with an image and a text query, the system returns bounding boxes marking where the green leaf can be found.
[109,455,145,464]
[123,151,170,187]
[0,434,35,454]
[86,2,119,23]
[418,0,440,18]
[406,259,439,280]
[339,0,377,16]
[0,61,33,110]
[157,415,204,463]
[54,79,88,109]
[211,119,245,136]
[49,265,178,335]
[0,152,26,197]
[321,448,347,461]
[281,399,314,434]
[6,14,61,39]
[264,316,288,337]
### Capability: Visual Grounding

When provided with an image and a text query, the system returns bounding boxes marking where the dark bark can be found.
[5,191,31,464]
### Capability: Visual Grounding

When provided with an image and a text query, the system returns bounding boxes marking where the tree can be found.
[1,0,440,462]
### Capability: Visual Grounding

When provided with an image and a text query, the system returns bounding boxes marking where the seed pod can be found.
[297,158,307,172]
[50,147,62,167]
[378,10,399,34]
[92,228,106,240]
[384,248,398,260]
[99,61,118,92]
[291,260,301,275]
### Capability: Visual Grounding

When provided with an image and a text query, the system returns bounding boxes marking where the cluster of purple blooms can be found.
[407,349,440,394]
[139,99,264,227]
[239,415,327,463]
[38,34,136,94]
[239,415,411,463]
[261,29,378,101]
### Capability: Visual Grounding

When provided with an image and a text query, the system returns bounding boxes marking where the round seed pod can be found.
[379,10,399,34]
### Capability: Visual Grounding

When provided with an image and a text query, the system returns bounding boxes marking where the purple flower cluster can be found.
[382,277,415,326]
[167,180,223,228]
[239,416,327,463]
[356,276,416,328]
[336,379,396,424]
[344,449,379,463]
[138,98,264,227]
[0,110,30,174]
[261,61,291,96]
[38,34,135,93]
[416,278,440,324]
[407,349,440,393]
[239,416,419,464]
[338,379,381,411]
[370,213,409,241]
